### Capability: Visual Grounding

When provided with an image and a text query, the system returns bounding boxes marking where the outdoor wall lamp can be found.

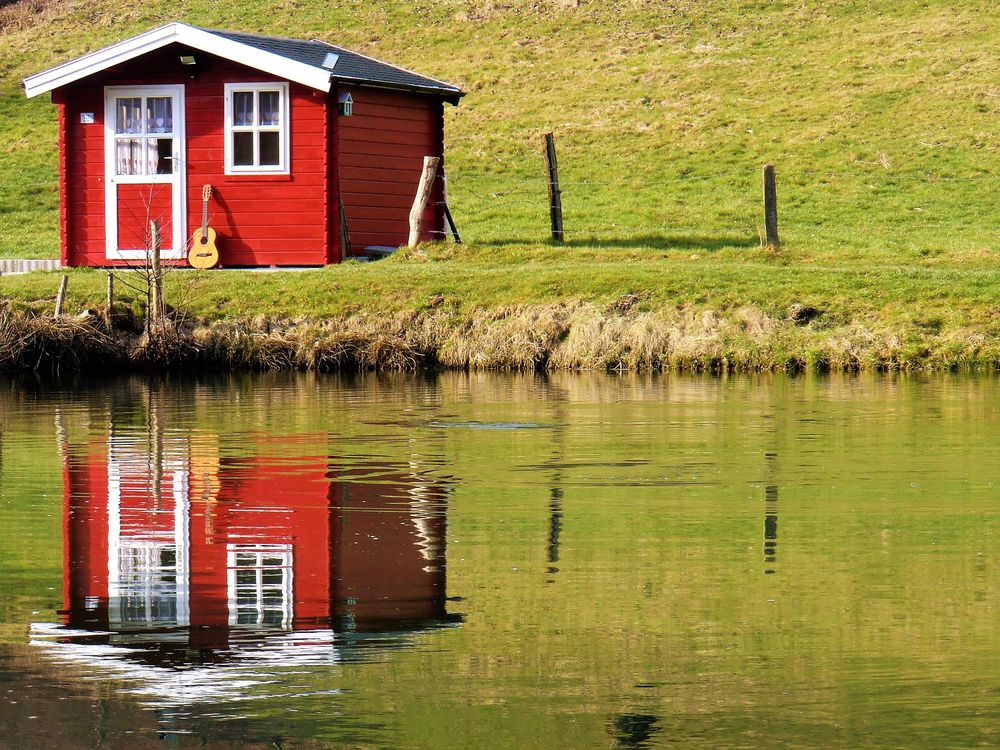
[179,55,198,78]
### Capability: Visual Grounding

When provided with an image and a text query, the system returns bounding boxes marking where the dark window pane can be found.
[155,139,173,174]
[236,569,256,586]
[233,131,254,166]
[262,610,284,625]
[258,131,280,166]
[261,569,283,586]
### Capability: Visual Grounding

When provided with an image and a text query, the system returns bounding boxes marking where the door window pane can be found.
[146,97,173,134]
[154,139,173,174]
[145,139,159,175]
[233,131,254,166]
[258,131,279,166]
[116,139,144,175]
[113,95,177,177]
[115,98,142,135]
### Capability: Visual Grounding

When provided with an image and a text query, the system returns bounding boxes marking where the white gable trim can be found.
[23,22,332,98]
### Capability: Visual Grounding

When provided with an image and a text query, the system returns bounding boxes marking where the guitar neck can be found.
[201,198,209,234]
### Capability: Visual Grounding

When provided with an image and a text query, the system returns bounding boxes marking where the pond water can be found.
[0,372,997,749]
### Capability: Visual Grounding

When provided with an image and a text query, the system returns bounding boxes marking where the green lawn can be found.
[0,0,998,365]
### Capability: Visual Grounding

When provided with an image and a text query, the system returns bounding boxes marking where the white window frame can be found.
[113,540,181,626]
[224,82,290,175]
[226,543,294,628]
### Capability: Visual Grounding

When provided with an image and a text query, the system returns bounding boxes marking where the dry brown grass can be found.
[0,306,117,373]
[0,0,61,32]
[2,303,999,375]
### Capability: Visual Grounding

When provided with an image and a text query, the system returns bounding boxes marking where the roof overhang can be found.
[23,22,333,98]
[330,74,465,105]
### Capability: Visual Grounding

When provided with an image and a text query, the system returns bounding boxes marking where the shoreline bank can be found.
[3,302,998,375]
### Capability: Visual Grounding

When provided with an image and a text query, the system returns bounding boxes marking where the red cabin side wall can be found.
[337,86,445,252]
[56,45,329,267]
[330,480,448,626]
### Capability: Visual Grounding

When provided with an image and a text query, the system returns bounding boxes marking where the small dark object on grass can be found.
[428,293,445,308]
[606,292,646,315]
[788,303,821,325]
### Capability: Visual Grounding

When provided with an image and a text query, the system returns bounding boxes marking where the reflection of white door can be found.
[104,85,186,260]
[107,439,190,628]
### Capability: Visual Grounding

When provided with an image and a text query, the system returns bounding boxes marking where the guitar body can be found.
[188,184,220,269]
[188,227,219,269]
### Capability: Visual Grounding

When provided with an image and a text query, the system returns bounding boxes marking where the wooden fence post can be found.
[149,219,162,323]
[106,271,114,329]
[409,156,441,248]
[543,132,564,242]
[54,274,68,317]
[763,164,779,249]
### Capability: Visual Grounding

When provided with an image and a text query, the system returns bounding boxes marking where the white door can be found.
[104,85,186,260]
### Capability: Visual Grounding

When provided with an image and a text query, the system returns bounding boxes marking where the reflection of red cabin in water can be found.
[60,431,454,652]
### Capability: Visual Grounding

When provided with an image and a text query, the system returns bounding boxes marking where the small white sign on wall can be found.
[80,112,95,124]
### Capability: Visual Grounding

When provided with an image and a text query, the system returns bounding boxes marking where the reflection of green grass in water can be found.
[0,418,63,631]
[0,373,997,747]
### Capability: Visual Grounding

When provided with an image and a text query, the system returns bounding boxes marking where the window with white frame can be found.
[224,82,289,174]
[114,541,180,627]
[226,544,293,628]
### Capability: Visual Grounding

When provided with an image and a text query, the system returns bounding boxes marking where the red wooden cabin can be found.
[23,23,463,267]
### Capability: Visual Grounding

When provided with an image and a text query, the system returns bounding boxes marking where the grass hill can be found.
[0,0,998,370]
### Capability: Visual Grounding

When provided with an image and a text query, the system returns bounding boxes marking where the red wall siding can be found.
[210,455,332,629]
[337,86,445,252]
[60,82,104,266]
[57,45,330,267]
[63,446,110,630]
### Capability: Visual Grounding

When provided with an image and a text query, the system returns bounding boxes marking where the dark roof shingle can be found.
[203,28,463,101]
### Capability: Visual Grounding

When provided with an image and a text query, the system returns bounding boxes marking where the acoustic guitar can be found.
[188,184,220,269]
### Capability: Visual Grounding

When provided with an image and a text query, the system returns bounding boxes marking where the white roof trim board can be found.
[26,22,369,97]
